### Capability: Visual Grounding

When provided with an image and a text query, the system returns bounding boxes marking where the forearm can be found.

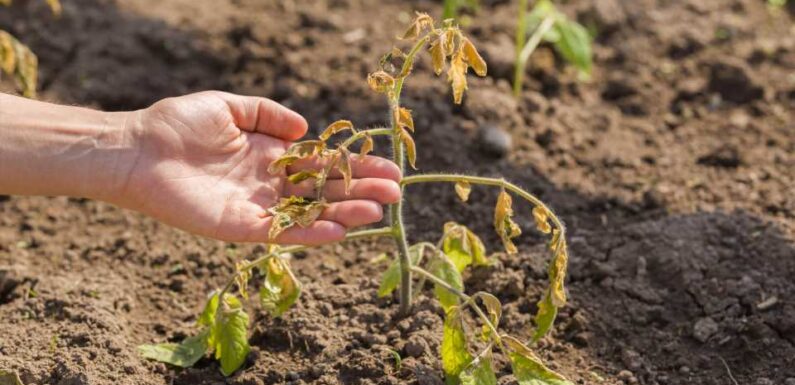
[0,93,140,201]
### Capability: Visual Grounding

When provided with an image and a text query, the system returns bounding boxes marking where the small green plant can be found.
[442,0,479,21]
[140,13,572,384]
[513,0,592,96]
[0,0,60,97]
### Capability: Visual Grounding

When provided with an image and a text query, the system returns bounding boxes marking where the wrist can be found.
[86,109,145,205]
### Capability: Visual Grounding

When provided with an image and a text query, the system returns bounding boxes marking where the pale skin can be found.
[0,91,401,245]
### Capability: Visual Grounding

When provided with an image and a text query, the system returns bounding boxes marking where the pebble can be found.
[403,335,429,358]
[477,124,512,157]
[692,317,719,343]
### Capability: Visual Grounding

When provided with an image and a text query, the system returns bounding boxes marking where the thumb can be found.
[214,92,308,141]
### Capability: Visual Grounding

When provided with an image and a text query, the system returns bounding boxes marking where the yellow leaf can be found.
[532,206,552,234]
[0,31,16,74]
[360,132,374,158]
[338,147,353,195]
[400,129,417,169]
[429,40,446,76]
[462,38,487,77]
[454,181,471,202]
[398,107,414,132]
[401,12,433,40]
[549,246,568,307]
[287,170,319,184]
[234,260,252,300]
[267,197,328,240]
[447,51,468,104]
[267,140,325,174]
[45,0,61,16]
[442,28,457,56]
[367,70,395,94]
[494,190,521,254]
[319,120,353,141]
[14,42,37,98]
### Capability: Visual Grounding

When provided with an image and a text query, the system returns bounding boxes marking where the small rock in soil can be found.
[692,317,719,343]
[617,370,635,382]
[697,145,742,168]
[403,335,429,358]
[0,266,22,302]
[707,58,765,104]
[477,124,513,158]
[621,348,643,371]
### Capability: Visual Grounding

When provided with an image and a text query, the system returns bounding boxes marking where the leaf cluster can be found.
[525,0,592,76]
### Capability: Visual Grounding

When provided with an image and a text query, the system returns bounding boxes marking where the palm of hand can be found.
[120,92,400,245]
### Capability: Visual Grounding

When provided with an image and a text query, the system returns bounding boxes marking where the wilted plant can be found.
[140,13,572,384]
[513,0,592,96]
[0,0,60,97]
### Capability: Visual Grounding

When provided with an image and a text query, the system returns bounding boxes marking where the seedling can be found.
[513,0,592,96]
[0,0,60,98]
[140,13,572,384]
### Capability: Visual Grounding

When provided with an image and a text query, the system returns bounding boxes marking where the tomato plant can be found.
[141,13,572,384]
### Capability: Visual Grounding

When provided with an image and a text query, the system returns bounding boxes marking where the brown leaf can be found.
[338,147,353,195]
[360,132,374,158]
[532,206,552,234]
[447,51,468,104]
[454,181,471,202]
[494,189,521,254]
[267,197,328,240]
[429,40,446,76]
[462,38,487,77]
[367,70,395,94]
[320,120,354,141]
[442,29,457,56]
[400,129,417,169]
[398,107,414,132]
[267,140,326,174]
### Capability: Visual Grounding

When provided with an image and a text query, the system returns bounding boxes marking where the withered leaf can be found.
[234,260,252,300]
[454,181,471,202]
[549,246,568,307]
[442,28,457,56]
[442,222,488,272]
[338,147,353,195]
[398,107,414,132]
[447,51,468,104]
[287,170,319,184]
[45,0,61,16]
[320,120,354,141]
[429,40,446,76]
[462,38,487,77]
[0,31,16,74]
[504,336,572,385]
[267,197,328,240]
[494,190,521,254]
[14,42,37,98]
[367,70,395,93]
[401,12,433,40]
[399,129,417,169]
[532,206,552,234]
[359,132,374,158]
[259,256,302,318]
[267,140,326,174]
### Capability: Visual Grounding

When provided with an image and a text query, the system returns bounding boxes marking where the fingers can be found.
[213,92,308,141]
[284,178,401,204]
[318,200,384,227]
[286,154,401,182]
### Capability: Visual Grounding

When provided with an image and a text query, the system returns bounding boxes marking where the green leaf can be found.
[138,330,209,368]
[532,290,558,342]
[441,307,473,385]
[0,369,24,385]
[552,19,592,75]
[460,350,498,385]
[431,256,464,312]
[377,244,425,298]
[198,292,220,347]
[213,295,251,376]
[259,256,302,317]
[505,336,572,385]
[443,222,489,272]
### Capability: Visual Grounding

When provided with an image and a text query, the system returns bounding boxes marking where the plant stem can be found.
[442,0,457,20]
[340,128,392,148]
[513,15,556,96]
[401,173,566,233]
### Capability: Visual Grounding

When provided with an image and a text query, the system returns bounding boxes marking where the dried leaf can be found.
[400,129,417,169]
[430,40,446,75]
[442,28,457,56]
[267,140,326,174]
[338,147,353,195]
[234,260,252,300]
[447,51,468,104]
[319,120,354,141]
[367,70,395,93]
[454,181,471,202]
[462,38,487,77]
[504,336,572,385]
[494,190,521,254]
[359,132,374,158]
[267,197,328,240]
[549,246,568,307]
[398,107,414,132]
[45,0,61,16]
[532,206,552,234]
[287,170,319,184]
[0,31,16,74]
[401,12,433,40]
[401,21,421,40]
[259,256,302,317]
[441,306,473,384]
[15,41,37,98]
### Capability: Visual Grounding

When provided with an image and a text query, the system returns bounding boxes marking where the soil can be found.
[1,0,794,384]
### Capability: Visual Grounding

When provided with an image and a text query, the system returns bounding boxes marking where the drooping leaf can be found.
[431,254,464,311]
[532,206,552,234]
[442,222,489,272]
[548,244,568,307]
[367,70,395,93]
[474,292,501,330]
[532,290,558,342]
[400,12,433,40]
[447,51,468,104]
[442,28,457,56]
[454,181,471,202]
[494,190,521,254]
[441,306,473,385]
[378,244,426,298]
[267,140,326,174]
[552,19,592,76]
[459,349,498,385]
[287,170,319,184]
[198,292,221,329]
[213,295,251,376]
[461,38,487,77]
[259,256,302,317]
[319,120,354,141]
[234,260,252,300]
[398,107,415,132]
[338,147,353,195]
[138,329,210,368]
[267,197,328,240]
[0,369,24,385]
[504,336,572,385]
[430,40,446,75]
[399,129,417,169]
[360,132,374,158]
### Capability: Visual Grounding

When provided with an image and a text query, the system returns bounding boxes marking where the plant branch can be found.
[513,15,556,96]
[395,36,431,100]
[340,127,393,148]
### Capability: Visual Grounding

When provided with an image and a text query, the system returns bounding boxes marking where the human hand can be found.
[115,91,401,245]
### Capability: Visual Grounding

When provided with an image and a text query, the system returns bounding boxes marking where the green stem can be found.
[340,128,392,148]
[513,15,556,96]
[442,0,457,20]
[513,0,529,96]
[401,173,566,233]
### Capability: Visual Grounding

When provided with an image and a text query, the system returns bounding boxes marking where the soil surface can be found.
[1,0,794,384]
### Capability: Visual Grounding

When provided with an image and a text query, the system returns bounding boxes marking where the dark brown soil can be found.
[1,0,794,384]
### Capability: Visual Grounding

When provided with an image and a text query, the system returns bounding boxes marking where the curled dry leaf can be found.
[401,12,433,40]
[442,221,488,272]
[338,147,353,194]
[367,70,395,93]
[549,244,568,307]
[398,107,414,132]
[287,170,319,184]
[320,120,354,141]
[259,256,302,318]
[494,190,521,254]
[454,180,471,202]
[447,51,468,104]
[268,140,326,174]
[430,40,446,75]
[234,260,252,300]
[0,31,16,74]
[359,132,374,158]
[462,38,487,77]
[532,206,552,234]
[399,128,417,169]
[267,197,328,240]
